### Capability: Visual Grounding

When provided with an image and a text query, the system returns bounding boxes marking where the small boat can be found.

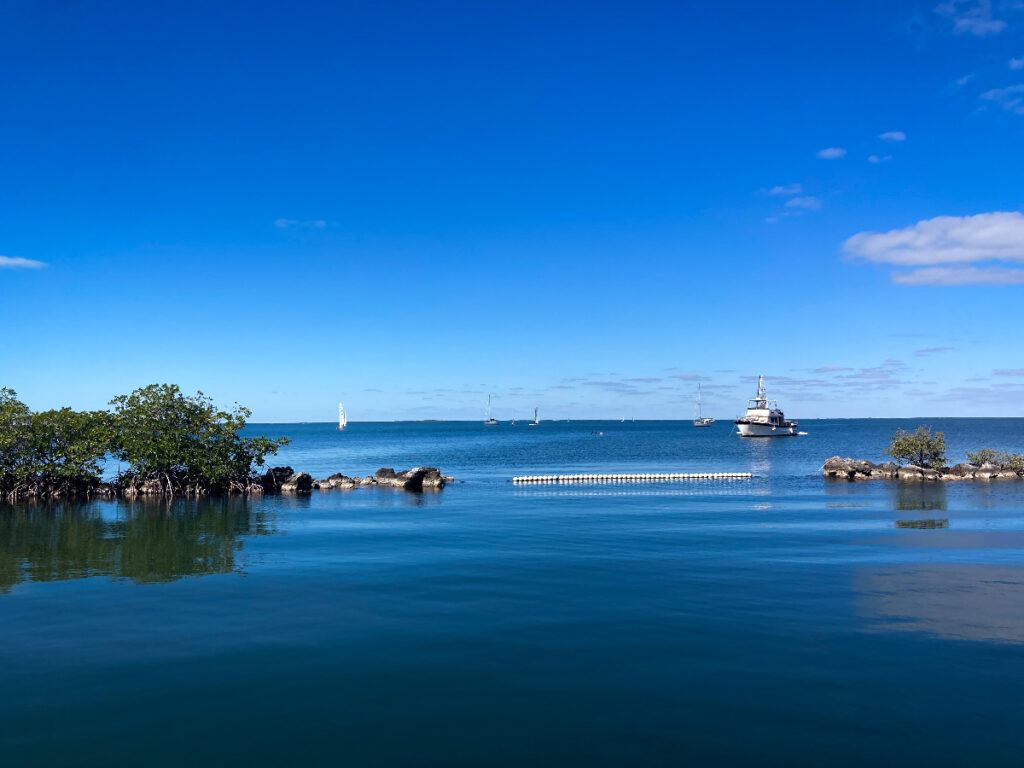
[529,407,540,427]
[338,402,348,431]
[484,394,498,426]
[511,411,517,426]
[734,376,798,437]
[693,383,714,427]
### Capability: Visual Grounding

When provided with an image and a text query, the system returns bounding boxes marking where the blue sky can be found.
[2,0,1024,420]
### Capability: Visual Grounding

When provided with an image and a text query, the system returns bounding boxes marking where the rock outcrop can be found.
[373,466,446,491]
[260,466,452,494]
[261,466,294,493]
[822,456,1024,482]
[314,473,358,490]
[280,472,314,494]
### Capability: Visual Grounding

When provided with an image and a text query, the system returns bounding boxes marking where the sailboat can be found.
[484,394,498,426]
[529,407,540,427]
[338,402,348,431]
[511,411,517,426]
[693,384,714,427]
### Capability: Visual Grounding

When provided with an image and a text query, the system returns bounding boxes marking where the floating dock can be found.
[512,472,752,484]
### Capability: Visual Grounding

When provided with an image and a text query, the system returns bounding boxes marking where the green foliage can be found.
[0,389,112,498]
[966,448,1024,472]
[2,384,287,499]
[966,448,1001,466]
[109,384,287,493]
[886,426,946,469]
[26,408,112,484]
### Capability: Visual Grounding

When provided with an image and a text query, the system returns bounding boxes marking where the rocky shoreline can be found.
[262,466,453,494]
[7,466,454,502]
[822,456,1024,482]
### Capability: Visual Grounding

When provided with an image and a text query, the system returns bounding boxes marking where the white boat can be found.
[338,402,348,431]
[529,407,540,426]
[693,383,714,428]
[734,376,798,437]
[484,394,498,426]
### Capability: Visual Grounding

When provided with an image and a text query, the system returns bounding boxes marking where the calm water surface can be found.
[3,419,1024,766]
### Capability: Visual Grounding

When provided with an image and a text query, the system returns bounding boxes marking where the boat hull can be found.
[735,421,798,437]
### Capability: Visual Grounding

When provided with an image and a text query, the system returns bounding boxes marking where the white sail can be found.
[338,402,347,430]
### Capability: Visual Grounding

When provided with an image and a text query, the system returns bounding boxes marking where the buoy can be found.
[512,471,752,484]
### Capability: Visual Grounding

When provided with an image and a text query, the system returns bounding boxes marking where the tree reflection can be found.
[891,482,948,512]
[0,498,275,592]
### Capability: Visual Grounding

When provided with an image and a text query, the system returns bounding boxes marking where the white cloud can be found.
[935,0,1008,36]
[816,147,847,159]
[1010,58,1024,70]
[274,218,328,229]
[980,84,1024,115]
[879,131,907,141]
[892,266,1024,285]
[785,196,822,211]
[994,368,1024,376]
[954,73,975,87]
[868,154,893,164]
[914,346,956,356]
[844,212,1024,265]
[0,255,46,269]
[768,183,802,196]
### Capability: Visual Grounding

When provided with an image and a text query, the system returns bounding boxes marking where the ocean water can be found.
[2,419,1024,766]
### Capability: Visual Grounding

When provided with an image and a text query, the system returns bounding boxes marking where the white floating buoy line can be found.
[511,472,752,484]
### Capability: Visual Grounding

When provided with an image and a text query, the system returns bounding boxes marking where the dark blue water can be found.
[3,419,1024,766]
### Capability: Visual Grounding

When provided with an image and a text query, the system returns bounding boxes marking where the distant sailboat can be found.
[338,402,348,431]
[485,394,498,426]
[693,384,714,428]
[530,407,540,427]
[511,411,517,426]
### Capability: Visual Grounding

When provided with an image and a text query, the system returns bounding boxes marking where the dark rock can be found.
[823,456,877,480]
[318,473,357,490]
[261,466,294,492]
[374,466,446,491]
[280,472,313,494]
[823,457,1021,483]
[897,465,925,481]
[947,463,976,477]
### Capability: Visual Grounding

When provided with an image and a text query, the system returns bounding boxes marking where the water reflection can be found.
[0,498,276,592]
[891,482,948,512]
[856,566,1024,644]
[894,518,950,529]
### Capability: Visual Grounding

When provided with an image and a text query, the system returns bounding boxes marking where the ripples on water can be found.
[2,419,1024,766]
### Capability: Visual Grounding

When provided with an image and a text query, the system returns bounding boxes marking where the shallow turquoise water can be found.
[2,420,1024,765]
